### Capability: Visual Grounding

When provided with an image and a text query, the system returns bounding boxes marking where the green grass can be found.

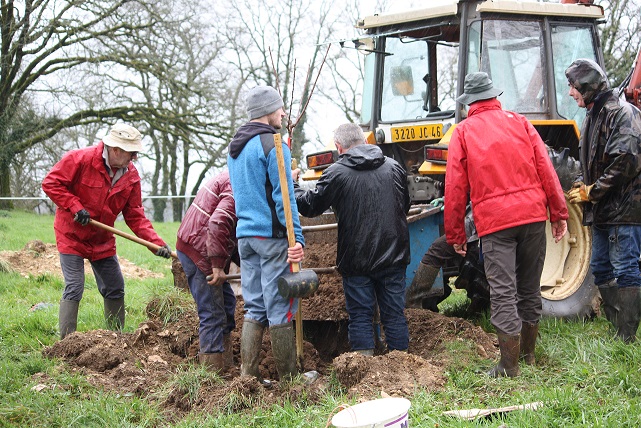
[2,211,641,426]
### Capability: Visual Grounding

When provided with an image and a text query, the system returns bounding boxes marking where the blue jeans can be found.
[342,266,409,351]
[177,251,236,354]
[238,237,297,326]
[60,254,125,301]
[591,224,641,288]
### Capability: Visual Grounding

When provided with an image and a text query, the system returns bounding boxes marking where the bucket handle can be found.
[324,404,351,428]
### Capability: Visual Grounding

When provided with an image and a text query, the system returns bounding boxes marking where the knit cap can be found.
[246,86,284,120]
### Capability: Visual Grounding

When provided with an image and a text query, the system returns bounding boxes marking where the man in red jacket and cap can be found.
[42,123,172,339]
[445,72,568,377]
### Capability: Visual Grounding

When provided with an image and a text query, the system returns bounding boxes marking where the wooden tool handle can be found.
[88,219,178,259]
[273,133,300,271]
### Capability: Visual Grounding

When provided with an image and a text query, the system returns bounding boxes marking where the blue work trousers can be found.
[238,237,297,327]
[177,251,236,354]
[591,224,641,289]
[342,265,409,351]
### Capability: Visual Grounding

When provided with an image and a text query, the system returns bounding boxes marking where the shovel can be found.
[88,219,178,259]
[273,133,319,371]
[209,266,337,284]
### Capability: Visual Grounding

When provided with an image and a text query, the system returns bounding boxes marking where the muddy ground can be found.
[3,240,498,421]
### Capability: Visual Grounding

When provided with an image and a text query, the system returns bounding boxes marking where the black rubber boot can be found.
[104,297,125,331]
[598,279,619,327]
[59,299,79,340]
[405,263,440,309]
[487,333,521,378]
[520,322,539,365]
[616,287,641,343]
[199,352,224,372]
[270,322,297,382]
[240,319,265,379]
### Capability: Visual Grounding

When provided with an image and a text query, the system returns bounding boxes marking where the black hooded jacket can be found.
[567,60,641,225]
[295,144,411,275]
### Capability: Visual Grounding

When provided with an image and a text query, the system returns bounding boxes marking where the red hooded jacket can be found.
[444,99,568,245]
[42,142,165,260]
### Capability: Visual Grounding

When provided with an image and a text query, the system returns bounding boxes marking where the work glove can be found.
[155,244,172,259]
[568,183,593,204]
[73,209,91,226]
[430,197,445,211]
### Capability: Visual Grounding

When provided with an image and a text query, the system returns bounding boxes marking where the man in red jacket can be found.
[42,123,171,339]
[176,171,238,373]
[445,72,568,377]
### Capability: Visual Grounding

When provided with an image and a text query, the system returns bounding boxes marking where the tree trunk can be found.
[0,158,14,210]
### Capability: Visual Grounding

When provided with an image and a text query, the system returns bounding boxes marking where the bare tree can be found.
[598,0,641,85]
[0,1,173,208]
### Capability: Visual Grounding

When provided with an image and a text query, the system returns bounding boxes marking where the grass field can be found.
[1,210,641,427]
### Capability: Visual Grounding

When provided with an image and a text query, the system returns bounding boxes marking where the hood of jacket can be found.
[565,58,610,106]
[336,144,385,170]
[228,122,277,159]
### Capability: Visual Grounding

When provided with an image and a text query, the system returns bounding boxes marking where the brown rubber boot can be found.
[405,263,440,309]
[240,319,265,379]
[104,297,125,331]
[520,322,539,365]
[598,279,619,327]
[222,333,234,370]
[199,352,224,372]
[59,299,79,340]
[354,349,374,356]
[270,321,297,381]
[487,333,521,378]
[616,287,641,344]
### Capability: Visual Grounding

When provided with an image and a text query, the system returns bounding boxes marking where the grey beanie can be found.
[246,86,284,120]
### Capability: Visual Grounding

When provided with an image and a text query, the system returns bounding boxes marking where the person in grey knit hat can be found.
[227,85,305,383]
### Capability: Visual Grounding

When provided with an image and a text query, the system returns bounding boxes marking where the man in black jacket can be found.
[294,123,411,355]
[566,59,641,343]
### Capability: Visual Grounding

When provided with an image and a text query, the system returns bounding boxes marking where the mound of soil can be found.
[0,240,162,280]
[35,234,499,421]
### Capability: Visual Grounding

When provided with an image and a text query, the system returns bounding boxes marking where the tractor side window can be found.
[380,37,429,122]
[551,24,597,129]
[468,19,546,114]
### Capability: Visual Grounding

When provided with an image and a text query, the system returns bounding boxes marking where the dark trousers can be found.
[342,266,409,351]
[178,251,236,353]
[60,253,125,301]
[481,222,546,335]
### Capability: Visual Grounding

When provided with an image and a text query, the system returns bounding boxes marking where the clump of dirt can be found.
[0,240,163,280]
[333,351,446,398]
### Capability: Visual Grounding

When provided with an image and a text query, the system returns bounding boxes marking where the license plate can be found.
[391,124,443,142]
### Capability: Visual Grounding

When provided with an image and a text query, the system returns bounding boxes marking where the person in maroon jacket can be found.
[176,171,238,372]
[42,123,171,339]
[445,72,568,378]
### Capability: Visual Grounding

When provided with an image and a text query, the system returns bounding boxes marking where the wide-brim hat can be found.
[456,72,503,105]
[102,123,143,152]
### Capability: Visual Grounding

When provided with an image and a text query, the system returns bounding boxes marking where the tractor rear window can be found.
[551,24,598,129]
[467,19,546,115]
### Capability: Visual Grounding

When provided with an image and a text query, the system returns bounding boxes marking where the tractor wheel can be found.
[540,150,597,319]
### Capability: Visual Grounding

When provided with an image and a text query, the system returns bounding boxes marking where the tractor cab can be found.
[306,0,604,203]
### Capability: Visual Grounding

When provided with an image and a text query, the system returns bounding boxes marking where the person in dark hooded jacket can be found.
[294,123,411,356]
[566,58,641,343]
[227,85,305,382]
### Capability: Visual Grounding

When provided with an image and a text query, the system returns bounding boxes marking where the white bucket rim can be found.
[331,397,411,428]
